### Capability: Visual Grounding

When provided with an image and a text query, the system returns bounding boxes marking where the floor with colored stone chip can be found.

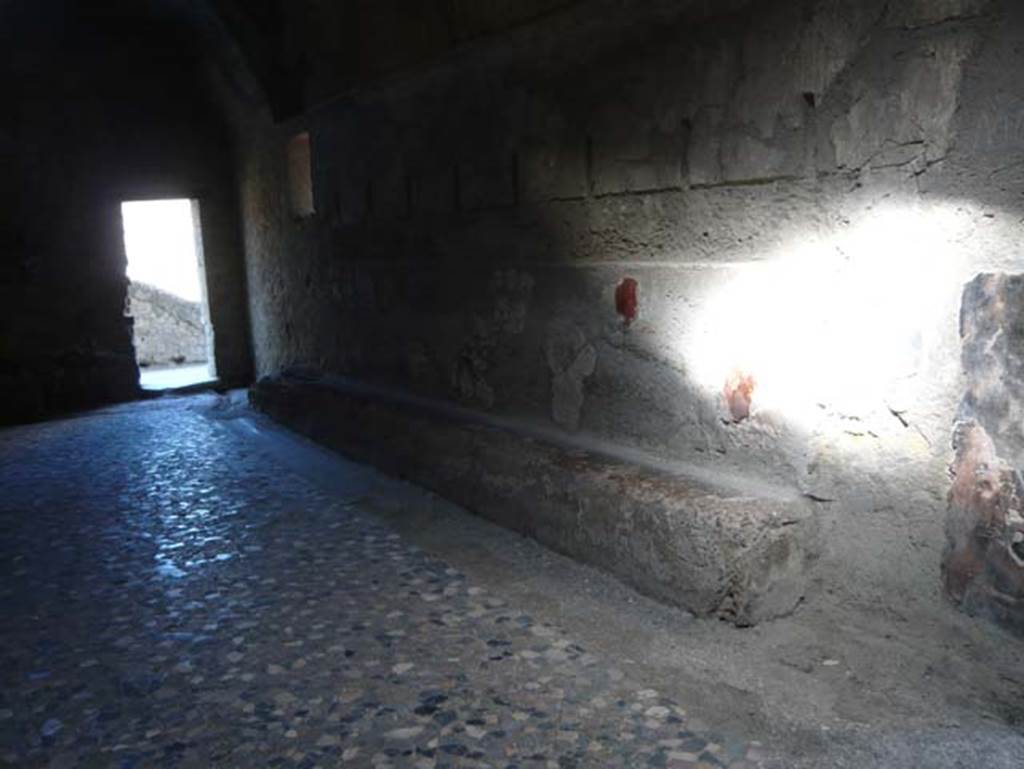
[0,397,764,769]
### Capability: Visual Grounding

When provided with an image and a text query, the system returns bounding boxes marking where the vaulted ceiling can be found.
[0,0,584,122]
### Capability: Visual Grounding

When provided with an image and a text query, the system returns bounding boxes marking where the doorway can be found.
[120,199,216,390]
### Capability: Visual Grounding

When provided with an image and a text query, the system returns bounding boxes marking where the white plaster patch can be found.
[545,320,597,431]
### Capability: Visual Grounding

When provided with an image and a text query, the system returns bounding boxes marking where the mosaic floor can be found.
[0,398,764,768]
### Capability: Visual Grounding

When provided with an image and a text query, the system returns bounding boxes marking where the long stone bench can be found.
[250,373,819,626]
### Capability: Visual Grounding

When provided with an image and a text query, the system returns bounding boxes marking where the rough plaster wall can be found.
[238,0,1024,614]
[127,283,207,366]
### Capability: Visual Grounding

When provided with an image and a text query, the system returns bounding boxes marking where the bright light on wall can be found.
[122,199,202,302]
[685,201,970,429]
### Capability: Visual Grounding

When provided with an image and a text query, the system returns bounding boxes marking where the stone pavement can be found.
[0,397,764,768]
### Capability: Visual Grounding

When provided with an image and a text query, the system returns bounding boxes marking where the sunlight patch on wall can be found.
[686,201,972,431]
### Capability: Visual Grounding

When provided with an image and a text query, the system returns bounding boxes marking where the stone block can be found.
[827,37,969,171]
[250,373,817,626]
[591,116,686,195]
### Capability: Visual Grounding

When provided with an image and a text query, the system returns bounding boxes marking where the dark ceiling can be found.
[0,0,300,120]
[0,0,588,122]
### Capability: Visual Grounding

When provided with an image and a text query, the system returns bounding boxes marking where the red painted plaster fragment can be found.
[615,278,638,325]
[723,371,756,422]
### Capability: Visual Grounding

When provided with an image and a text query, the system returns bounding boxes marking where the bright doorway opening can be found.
[120,199,216,391]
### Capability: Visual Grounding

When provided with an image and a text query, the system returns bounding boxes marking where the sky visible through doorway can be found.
[121,199,202,302]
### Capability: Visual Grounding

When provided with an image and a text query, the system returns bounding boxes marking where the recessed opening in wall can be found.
[120,199,217,391]
[287,131,315,218]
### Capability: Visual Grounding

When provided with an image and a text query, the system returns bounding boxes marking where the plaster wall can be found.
[238,0,1024,614]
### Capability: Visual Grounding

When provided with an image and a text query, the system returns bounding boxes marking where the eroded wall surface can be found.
[237,0,1024,616]
[945,274,1024,635]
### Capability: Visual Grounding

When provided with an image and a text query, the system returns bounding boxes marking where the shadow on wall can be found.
[233,0,1024,618]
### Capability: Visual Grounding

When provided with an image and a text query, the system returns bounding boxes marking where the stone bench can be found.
[251,373,818,626]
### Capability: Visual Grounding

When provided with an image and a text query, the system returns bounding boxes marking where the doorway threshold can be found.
[140,364,216,392]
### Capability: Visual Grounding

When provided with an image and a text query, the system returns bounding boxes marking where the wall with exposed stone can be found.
[128,282,208,367]
[236,0,1024,625]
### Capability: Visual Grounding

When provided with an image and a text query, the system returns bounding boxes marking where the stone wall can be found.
[233,0,1024,620]
[128,282,207,367]
[0,1,252,425]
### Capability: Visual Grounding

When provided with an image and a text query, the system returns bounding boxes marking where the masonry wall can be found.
[0,2,252,425]
[237,0,1024,616]
[128,283,207,367]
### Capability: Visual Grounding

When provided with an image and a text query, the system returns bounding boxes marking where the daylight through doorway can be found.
[121,199,216,391]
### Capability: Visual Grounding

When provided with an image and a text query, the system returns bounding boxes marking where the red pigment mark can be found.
[723,371,756,422]
[615,278,639,325]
